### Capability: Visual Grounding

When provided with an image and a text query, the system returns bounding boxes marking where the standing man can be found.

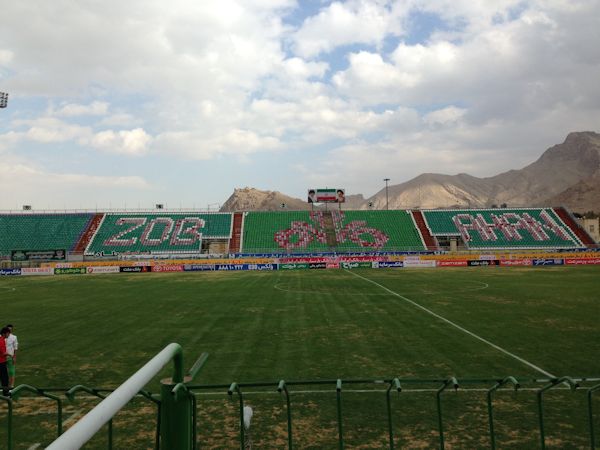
[6,324,18,388]
[0,327,10,396]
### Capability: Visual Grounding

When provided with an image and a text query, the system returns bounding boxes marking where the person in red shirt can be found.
[0,327,10,396]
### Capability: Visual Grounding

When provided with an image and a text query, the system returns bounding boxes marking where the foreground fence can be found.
[1,345,599,449]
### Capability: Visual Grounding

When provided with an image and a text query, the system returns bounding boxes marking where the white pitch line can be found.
[273,280,489,296]
[26,444,41,450]
[345,270,556,378]
[192,386,577,396]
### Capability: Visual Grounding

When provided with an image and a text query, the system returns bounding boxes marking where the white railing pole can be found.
[47,343,182,450]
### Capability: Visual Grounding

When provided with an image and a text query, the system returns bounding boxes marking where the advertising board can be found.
[153,265,184,273]
[467,260,499,267]
[532,258,564,266]
[338,256,382,262]
[86,266,120,274]
[437,260,468,267]
[246,264,277,271]
[215,264,248,271]
[326,262,339,269]
[11,249,66,261]
[184,264,215,271]
[55,267,86,275]
[373,261,404,268]
[279,257,327,264]
[500,259,532,267]
[0,268,21,276]
[403,260,436,268]
[279,263,309,270]
[341,261,372,269]
[21,267,55,276]
[309,262,327,269]
[119,266,152,273]
[564,258,600,265]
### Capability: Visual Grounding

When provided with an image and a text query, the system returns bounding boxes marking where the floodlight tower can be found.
[383,178,390,210]
[0,92,8,108]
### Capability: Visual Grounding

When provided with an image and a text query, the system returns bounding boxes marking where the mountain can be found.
[220,187,310,212]
[221,132,600,213]
[544,171,600,213]
[364,131,600,211]
[221,188,366,212]
[362,173,492,209]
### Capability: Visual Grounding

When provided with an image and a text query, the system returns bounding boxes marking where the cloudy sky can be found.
[1,0,599,210]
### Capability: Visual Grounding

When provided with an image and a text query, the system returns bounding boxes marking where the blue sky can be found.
[1,0,600,210]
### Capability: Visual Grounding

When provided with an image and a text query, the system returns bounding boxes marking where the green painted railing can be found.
[1,347,599,449]
[185,376,600,449]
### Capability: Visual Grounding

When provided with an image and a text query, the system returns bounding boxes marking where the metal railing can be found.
[2,352,600,449]
[187,376,600,450]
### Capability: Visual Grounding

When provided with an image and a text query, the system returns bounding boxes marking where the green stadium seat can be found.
[86,213,232,255]
[0,214,92,257]
[241,210,426,253]
[421,208,582,249]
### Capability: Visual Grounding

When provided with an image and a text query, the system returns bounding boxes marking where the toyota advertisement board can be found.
[153,265,184,273]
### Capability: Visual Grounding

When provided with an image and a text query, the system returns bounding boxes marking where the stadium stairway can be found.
[412,210,438,250]
[323,211,338,246]
[72,213,105,253]
[229,212,244,253]
[553,206,597,247]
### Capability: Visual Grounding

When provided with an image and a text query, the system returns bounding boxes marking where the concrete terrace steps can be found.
[553,207,596,247]
[411,210,438,251]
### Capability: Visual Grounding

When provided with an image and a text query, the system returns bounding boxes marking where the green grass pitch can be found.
[1,266,599,448]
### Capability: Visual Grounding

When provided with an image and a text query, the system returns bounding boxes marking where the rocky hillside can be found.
[544,171,600,213]
[221,132,600,213]
[363,131,600,211]
[220,187,310,212]
[221,188,366,212]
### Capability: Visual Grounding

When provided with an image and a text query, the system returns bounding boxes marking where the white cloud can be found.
[0,158,151,210]
[98,113,142,127]
[0,49,14,65]
[55,101,109,117]
[292,1,409,58]
[282,57,329,79]
[153,128,281,160]
[15,118,92,143]
[424,106,466,126]
[89,128,153,156]
[3,117,153,157]
[1,0,600,208]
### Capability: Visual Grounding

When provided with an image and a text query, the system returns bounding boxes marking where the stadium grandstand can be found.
[0,213,92,259]
[421,207,584,250]
[85,212,233,256]
[0,206,596,263]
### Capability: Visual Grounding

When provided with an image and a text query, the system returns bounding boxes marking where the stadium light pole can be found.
[383,178,390,210]
[0,92,8,108]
